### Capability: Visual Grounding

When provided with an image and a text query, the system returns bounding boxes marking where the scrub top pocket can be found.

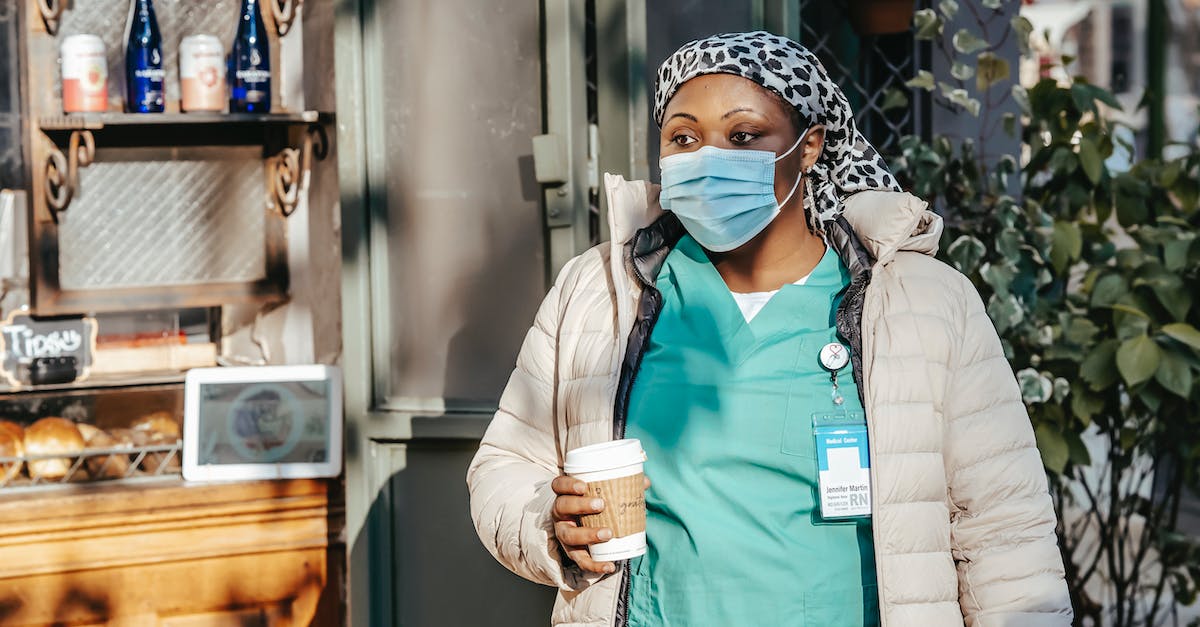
[780,353,854,458]
[781,394,817,458]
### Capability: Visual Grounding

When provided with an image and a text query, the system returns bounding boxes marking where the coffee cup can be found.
[563,438,647,561]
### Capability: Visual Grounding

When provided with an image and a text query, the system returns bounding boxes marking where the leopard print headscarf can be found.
[654,31,900,223]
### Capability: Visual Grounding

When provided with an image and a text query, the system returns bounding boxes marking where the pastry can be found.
[0,419,23,443]
[75,422,102,442]
[24,417,85,481]
[83,428,132,480]
[130,429,180,474]
[131,411,181,439]
[0,420,24,484]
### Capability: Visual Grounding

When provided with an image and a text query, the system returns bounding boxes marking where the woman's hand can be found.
[551,475,616,574]
[550,475,650,575]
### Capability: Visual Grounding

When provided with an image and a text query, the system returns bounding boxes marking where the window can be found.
[798,0,931,154]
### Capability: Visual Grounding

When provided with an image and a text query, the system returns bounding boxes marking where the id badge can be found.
[812,410,871,519]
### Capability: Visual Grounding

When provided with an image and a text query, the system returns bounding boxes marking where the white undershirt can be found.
[730,273,812,323]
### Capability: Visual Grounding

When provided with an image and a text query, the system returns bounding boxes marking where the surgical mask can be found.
[659,131,806,252]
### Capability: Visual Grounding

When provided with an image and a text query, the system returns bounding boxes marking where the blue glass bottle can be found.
[124,0,164,113]
[229,0,271,113]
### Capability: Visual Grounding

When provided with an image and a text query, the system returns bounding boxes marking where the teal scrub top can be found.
[625,235,879,627]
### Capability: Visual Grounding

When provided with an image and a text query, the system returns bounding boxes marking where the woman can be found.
[468,31,1072,627]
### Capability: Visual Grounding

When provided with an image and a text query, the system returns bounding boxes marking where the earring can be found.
[803,173,816,215]
[804,175,820,235]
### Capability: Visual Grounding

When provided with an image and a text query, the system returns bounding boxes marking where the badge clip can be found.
[819,342,850,407]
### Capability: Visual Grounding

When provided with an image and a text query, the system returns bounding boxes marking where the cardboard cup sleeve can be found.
[580,472,646,538]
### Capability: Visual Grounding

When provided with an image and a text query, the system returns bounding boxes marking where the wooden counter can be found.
[0,478,337,626]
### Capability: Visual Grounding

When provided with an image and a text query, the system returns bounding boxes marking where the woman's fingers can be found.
[563,545,617,574]
[552,494,604,520]
[555,474,649,493]
[551,475,586,496]
[551,473,604,522]
[555,519,613,546]
[556,519,617,574]
[549,474,620,574]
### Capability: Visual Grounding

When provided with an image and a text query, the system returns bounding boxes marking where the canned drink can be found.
[180,35,225,112]
[61,35,108,113]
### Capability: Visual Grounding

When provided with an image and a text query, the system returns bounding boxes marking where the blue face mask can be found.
[659,131,806,252]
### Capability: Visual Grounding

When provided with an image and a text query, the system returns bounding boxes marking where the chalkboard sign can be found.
[0,310,97,387]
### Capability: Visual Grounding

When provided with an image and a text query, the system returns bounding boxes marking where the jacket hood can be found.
[604,173,664,248]
[603,173,942,270]
[840,190,942,265]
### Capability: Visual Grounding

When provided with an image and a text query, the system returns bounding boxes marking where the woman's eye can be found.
[672,134,697,146]
[730,131,758,145]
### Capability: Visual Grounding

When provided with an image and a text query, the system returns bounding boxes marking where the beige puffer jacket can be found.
[468,174,1072,627]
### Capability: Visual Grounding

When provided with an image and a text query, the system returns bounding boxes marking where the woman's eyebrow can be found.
[722,107,755,119]
[667,112,698,122]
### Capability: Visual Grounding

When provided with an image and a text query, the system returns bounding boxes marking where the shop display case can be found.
[0,377,339,625]
[0,383,185,488]
[0,1,342,624]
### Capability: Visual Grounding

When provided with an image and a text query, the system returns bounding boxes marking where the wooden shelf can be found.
[39,110,331,131]
[0,373,185,398]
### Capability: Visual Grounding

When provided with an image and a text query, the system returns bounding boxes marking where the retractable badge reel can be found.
[813,342,872,520]
[819,342,850,405]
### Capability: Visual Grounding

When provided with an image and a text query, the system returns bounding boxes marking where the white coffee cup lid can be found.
[563,438,645,475]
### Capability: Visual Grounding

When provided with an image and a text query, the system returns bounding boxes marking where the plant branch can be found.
[1076,471,1110,588]
[1107,428,1129,625]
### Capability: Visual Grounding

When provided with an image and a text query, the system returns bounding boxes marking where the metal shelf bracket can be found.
[270,0,303,37]
[44,130,95,221]
[36,0,63,35]
[271,123,327,217]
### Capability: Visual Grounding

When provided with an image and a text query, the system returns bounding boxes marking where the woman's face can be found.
[660,73,824,210]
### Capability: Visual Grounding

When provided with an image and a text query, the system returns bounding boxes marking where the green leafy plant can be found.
[889,4,1200,626]
[887,0,1031,159]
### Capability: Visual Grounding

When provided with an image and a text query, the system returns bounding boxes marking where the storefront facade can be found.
[0,0,342,623]
[0,0,1025,624]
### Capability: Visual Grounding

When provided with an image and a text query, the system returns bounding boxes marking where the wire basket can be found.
[0,440,182,489]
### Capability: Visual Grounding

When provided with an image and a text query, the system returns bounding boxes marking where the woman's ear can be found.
[800,125,826,173]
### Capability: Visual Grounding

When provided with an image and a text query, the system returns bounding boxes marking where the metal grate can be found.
[0,440,182,489]
[798,0,930,154]
[57,145,267,290]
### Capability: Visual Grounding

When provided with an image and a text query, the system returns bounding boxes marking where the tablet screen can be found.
[197,379,331,465]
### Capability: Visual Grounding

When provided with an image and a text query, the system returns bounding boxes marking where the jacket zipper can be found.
[611,286,663,627]
[859,280,887,627]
